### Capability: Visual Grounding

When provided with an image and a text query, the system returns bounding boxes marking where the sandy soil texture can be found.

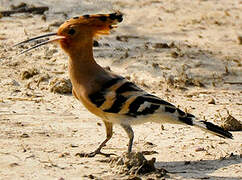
[0,0,241,179]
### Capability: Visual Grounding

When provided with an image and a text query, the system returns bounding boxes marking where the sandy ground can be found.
[0,0,242,179]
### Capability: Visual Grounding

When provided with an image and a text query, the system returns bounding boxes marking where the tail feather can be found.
[176,109,233,139]
[197,120,233,139]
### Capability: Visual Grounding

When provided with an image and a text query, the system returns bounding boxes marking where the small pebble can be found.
[208,97,215,104]
[195,147,206,152]
[20,133,30,138]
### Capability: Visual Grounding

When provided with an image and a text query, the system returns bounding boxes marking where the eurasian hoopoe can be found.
[16,12,233,157]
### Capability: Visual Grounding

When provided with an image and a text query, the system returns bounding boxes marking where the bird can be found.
[15,12,233,157]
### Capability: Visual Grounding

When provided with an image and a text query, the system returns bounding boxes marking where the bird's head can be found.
[57,13,123,54]
[15,12,123,55]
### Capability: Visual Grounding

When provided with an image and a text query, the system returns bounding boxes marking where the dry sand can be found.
[0,0,241,179]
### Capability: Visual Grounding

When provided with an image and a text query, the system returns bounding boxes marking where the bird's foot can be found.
[75,150,116,158]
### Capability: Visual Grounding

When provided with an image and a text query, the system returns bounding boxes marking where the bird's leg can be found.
[121,124,134,153]
[76,121,115,158]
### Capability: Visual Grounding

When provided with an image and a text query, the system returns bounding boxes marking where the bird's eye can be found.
[68,28,75,35]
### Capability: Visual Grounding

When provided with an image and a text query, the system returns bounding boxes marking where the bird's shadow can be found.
[155,154,241,179]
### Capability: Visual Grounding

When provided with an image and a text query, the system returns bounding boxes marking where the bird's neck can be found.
[67,40,106,94]
[68,40,95,65]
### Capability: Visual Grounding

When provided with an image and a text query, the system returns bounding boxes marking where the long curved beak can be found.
[14,32,65,55]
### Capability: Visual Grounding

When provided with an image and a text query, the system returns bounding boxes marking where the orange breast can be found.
[73,88,107,119]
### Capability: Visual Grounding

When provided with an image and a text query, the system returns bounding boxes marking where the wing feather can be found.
[88,77,177,118]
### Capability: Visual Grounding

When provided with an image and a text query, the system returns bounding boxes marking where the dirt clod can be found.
[49,78,72,94]
[37,74,50,86]
[21,68,39,79]
[153,42,170,49]
[9,162,19,167]
[208,97,215,104]
[166,73,205,90]
[20,133,30,138]
[220,115,242,131]
[110,152,167,177]
[88,174,95,179]
[195,147,206,152]
[59,152,70,158]
[171,51,179,58]
[1,2,49,16]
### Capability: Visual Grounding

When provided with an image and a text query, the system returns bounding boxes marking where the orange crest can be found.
[58,12,123,38]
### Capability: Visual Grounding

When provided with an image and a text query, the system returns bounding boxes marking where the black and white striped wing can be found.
[88,77,191,119]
